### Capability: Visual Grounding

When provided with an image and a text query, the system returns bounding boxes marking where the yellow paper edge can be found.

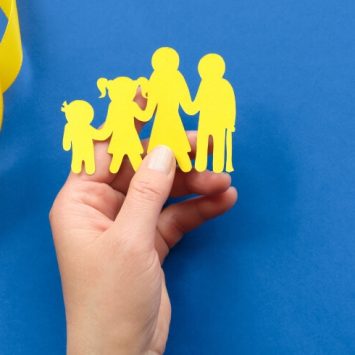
[0,0,23,129]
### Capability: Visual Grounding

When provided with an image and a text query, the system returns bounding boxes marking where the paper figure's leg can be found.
[212,131,225,173]
[109,153,124,174]
[226,129,234,173]
[176,152,192,173]
[71,155,82,174]
[128,153,143,172]
[84,155,96,175]
[195,131,209,172]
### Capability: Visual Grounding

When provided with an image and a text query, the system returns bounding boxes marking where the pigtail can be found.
[61,100,69,112]
[97,77,109,98]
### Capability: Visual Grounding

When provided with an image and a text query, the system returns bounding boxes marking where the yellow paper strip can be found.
[0,0,23,129]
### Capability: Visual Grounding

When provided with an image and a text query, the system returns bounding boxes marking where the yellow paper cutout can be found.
[0,0,23,130]
[188,53,236,173]
[61,100,101,175]
[96,76,151,173]
[141,47,194,172]
[61,47,237,175]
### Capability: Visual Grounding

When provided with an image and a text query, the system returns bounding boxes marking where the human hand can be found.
[50,97,237,355]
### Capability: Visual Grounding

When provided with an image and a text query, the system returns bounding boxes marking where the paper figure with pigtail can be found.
[61,47,237,175]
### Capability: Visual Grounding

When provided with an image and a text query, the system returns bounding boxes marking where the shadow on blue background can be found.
[0,0,354,354]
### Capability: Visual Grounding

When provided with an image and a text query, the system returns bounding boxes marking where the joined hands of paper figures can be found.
[61,47,237,175]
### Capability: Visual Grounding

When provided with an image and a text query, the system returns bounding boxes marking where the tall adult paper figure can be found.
[190,54,236,173]
[142,47,193,172]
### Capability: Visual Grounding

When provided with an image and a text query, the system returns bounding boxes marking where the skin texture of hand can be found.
[49,94,237,355]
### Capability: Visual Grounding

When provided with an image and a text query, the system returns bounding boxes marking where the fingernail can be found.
[148,146,174,174]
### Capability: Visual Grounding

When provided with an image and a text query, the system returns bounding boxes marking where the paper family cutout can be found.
[61,47,237,174]
[0,0,23,130]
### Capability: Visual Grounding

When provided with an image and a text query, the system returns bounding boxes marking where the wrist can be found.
[66,321,141,355]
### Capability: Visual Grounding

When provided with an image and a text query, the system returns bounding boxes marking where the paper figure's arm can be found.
[226,84,237,132]
[134,101,154,122]
[178,73,196,115]
[91,127,106,141]
[187,86,202,115]
[95,104,114,140]
[135,95,156,122]
[63,124,71,151]
[94,124,111,140]
[136,77,149,99]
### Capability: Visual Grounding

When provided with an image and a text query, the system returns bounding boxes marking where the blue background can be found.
[1,0,354,354]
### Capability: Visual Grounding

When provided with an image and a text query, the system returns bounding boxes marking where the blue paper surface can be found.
[0,0,354,354]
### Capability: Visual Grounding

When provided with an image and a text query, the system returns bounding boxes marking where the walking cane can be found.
[226,128,234,172]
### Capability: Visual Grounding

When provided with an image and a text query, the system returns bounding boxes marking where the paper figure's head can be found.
[97,77,139,101]
[198,54,226,79]
[152,47,180,72]
[61,100,94,124]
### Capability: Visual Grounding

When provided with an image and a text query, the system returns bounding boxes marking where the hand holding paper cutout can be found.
[50,136,237,354]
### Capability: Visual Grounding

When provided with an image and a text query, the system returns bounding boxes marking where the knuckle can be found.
[86,182,111,198]
[130,178,163,202]
[73,181,111,207]
[84,182,109,203]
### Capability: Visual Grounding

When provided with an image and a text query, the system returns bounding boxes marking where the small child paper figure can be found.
[96,76,151,173]
[189,54,236,173]
[61,100,100,175]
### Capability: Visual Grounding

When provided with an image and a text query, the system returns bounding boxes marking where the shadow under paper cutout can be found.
[60,47,237,175]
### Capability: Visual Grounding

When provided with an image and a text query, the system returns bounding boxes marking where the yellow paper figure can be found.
[189,54,236,173]
[142,47,193,172]
[96,76,151,173]
[0,0,23,129]
[61,100,100,175]
[61,47,237,175]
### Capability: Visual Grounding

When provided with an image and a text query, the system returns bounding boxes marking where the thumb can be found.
[113,146,176,248]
